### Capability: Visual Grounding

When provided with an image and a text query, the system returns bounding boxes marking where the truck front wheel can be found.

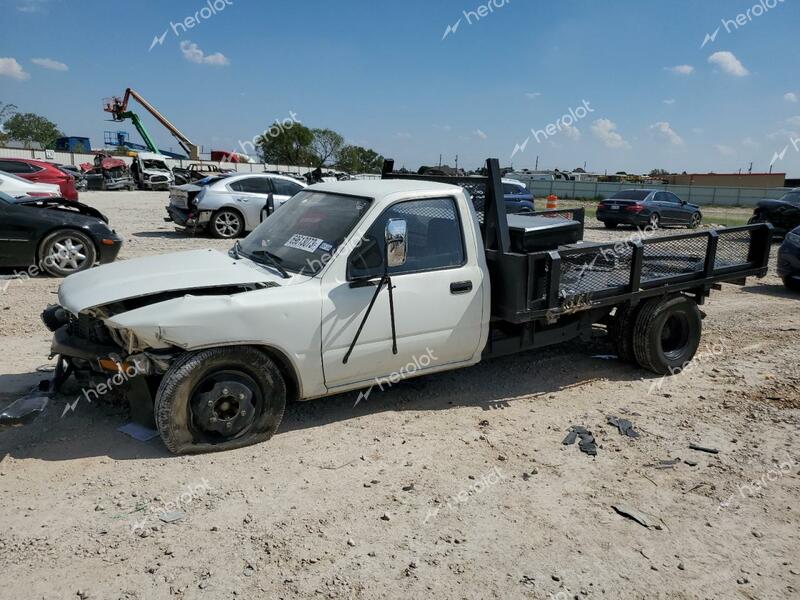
[154,346,286,454]
[632,295,702,376]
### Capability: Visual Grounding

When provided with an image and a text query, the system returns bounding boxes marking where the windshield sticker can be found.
[318,242,334,253]
[284,234,324,253]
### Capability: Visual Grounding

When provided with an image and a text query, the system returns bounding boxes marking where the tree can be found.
[2,112,62,148]
[649,168,670,177]
[336,145,384,174]
[310,128,344,167]
[0,102,18,145]
[257,121,315,165]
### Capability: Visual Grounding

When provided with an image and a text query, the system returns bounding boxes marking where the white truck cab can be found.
[40,179,490,453]
[131,152,174,191]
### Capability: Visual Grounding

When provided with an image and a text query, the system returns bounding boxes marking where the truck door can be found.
[320,196,485,389]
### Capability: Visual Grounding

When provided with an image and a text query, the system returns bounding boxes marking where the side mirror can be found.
[385,218,407,268]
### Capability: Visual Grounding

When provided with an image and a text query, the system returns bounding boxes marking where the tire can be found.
[608,303,638,362]
[603,222,618,229]
[210,209,245,239]
[784,277,800,292]
[39,229,97,277]
[689,212,702,229]
[155,346,286,455]
[632,295,702,375]
[648,213,661,230]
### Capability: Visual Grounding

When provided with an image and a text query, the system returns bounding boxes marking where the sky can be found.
[2,0,800,175]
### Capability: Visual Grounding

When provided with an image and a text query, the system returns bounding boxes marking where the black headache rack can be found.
[381,158,773,326]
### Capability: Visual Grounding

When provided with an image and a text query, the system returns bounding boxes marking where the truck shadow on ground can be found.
[741,283,799,300]
[1,336,655,462]
[131,230,197,240]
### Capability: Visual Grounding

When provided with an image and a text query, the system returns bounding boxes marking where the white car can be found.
[166,173,307,238]
[0,171,61,198]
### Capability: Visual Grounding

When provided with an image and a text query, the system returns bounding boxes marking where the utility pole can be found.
[535,155,539,171]
[748,162,753,174]
[455,154,459,173]
[438,154,442,168]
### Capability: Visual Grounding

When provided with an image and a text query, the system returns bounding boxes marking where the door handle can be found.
[450,280,473,294]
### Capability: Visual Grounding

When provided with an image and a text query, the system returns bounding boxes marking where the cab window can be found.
[349,197,465,279]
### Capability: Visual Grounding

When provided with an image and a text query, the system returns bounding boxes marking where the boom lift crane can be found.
[103,88,200,160]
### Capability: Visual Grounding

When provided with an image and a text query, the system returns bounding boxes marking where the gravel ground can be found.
[1,191,798,600]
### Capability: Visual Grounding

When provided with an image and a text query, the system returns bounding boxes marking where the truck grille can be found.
[67,314,115,346]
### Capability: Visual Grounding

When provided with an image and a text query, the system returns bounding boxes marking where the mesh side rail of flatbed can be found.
[556,226,768,299]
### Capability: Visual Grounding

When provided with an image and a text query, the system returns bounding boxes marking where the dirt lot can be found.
[1,191,798,600]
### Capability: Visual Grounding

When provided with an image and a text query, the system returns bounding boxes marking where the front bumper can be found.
[97,233,123,265]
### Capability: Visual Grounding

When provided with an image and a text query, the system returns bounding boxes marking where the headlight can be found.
[787,231,800,245]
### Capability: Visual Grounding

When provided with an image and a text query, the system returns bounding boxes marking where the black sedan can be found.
[0,191,122,277]
[596,190,702,229]
[749,188,800,238]
[777,225,800,292]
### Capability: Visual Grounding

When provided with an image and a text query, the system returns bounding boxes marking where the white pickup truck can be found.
[5,159,772,453]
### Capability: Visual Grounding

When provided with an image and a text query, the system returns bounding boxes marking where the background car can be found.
[0,171,61,198]
[502,178,535,213]
[749,188,800,238]
[0,191,122,276]
[166,173,307,238]
[596,189,702,229]
[0,157,79,201]
[777,225,800,292]
[56,164,88,192]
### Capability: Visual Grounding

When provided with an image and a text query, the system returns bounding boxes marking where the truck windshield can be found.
[238,190,371,275]
[779,191,800,204]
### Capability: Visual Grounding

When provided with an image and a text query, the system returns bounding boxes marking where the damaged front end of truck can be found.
[2,249,287,431]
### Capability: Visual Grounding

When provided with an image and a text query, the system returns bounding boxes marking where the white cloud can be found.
[591,119,630,149]
[394,132,412,139]
[666,65,694,75]
[663,99,676,105]
[708,51,749,77]
[742,137,759,149]
[715,144,736,156]
[563,124,581,141]
[650,121,684,145]
[0,57,30,80]
[692,128,704,134]
[474,129,488,140]
[179,41,229,66]
[31,57,68,71]
[525,92,542,99]
[787,116,800,127]
[784,92,798,103]
[16,0,49,13]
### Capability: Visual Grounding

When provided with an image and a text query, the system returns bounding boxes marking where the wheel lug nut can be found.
[240,410,246,417]
[207,400,213,407]
[222,388,229,395]
[239,393,245,400]
[226,422,232,429]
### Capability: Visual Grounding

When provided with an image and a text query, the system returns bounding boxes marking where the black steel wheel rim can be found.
[189,370,262,441]
[660,313,691,360]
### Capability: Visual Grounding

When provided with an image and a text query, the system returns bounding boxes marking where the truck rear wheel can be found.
[608,303,638,362]
[154,346,286,454]
[632,295,702,375]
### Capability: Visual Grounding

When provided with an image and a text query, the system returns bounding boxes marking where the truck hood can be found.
[58,249,306,314]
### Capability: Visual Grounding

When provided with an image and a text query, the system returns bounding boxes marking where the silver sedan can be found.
[166,173,307,238]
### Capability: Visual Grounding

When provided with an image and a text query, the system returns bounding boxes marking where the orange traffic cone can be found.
[546,194,559,210]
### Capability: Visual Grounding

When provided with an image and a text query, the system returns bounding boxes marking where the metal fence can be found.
[515,177,792,207]
[0,146,315,176]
